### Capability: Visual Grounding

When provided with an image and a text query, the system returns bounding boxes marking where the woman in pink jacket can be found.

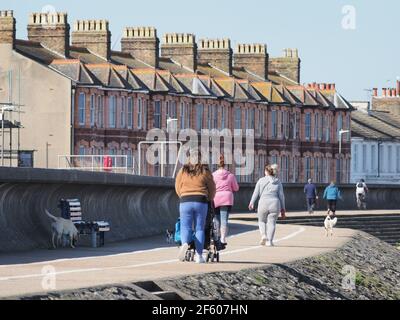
[212,156,239,245]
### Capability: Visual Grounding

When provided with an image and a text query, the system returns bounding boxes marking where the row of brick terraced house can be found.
[0,10,352,183]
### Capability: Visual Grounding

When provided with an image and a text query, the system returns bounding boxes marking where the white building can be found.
[351,102,400,184]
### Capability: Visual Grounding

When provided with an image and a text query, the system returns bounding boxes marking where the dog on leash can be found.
[324,215,338,237]
[166,229,174,244]
[45,209,79,248]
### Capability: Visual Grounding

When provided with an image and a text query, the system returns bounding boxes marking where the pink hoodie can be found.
[212,169,239,208]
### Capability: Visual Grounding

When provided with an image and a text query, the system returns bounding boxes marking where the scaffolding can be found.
[0,68,29,167]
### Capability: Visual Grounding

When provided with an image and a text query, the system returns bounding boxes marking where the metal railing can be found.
[58,155,134,174]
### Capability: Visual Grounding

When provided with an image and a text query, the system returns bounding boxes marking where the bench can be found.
[59,199,111,248]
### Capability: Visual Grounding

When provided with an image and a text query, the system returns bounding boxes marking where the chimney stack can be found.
[397,81,400,97]
[121,27,159,68]
[28,12,69,57]
[161,33,197,71]
[373,88,378,97]
[0,10,15,48]
[72,19,111,61]
[269,48,301,83]
[233,43,268,80]
[198,38,232,75]
[382,88,387,97]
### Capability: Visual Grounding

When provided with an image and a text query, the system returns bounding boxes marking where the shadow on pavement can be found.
[0,222,258,266]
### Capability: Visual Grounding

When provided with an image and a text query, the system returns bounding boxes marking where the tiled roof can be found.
[13,38,351,109]
[351,111,400,140]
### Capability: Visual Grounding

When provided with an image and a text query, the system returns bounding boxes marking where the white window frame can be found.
[78,93,86,126]
[127,97,133,129]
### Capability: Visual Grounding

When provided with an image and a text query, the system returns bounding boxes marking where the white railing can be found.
[58,155,134,174]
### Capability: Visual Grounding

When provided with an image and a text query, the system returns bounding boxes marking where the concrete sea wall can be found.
[0,168,399,252]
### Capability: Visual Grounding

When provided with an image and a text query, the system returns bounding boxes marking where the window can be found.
[337,114,343,142]
[305,157,311,181]
[127,98,133,129]
[127,149,133,170]
[186,103,191,128]
[207,105,212,129]
[246,109,255,132]
[180,102,185,130]
[314,158,319,182]
[213,106,218,129]
[97,96,104,128]
[305,113,311,141]
[221,107,226,130]
[397,146,400,173]
[293,157,299,183]
[353,144,359,173]
[388,145,393,172]
[90,94,95,127]
[325,115,331,142]
[143,100,147,130]
[234,107,241,130]
[196,103,204,131]
[296,112,300,139]
[362,144,367,172]
[371,145,376,173]
[271,110,277,138]
[336,159,341,183]
[78,93,86,125]
[120,97,126,128]
[281,156,288,182]
[319,114,323,141]
[379,144,384,173]
[154,100,161,129]
[137,98,143,129]
[109,96,116,128]
[283,112,289,139]
[323,158,328,183]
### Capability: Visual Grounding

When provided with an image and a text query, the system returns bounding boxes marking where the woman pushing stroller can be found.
[175,150,216,264]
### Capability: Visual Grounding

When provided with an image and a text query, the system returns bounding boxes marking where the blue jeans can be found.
[179,201,208,255]
[214,206,231,230]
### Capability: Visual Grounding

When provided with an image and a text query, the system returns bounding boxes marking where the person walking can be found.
[212,155,239,245]
[356,179,368,210]
[175,151,216,264]
[248,164,286,247]
[304,178,318,214]
[323,181,342,217]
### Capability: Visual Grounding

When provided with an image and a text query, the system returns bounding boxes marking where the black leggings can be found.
[327,200,337,213]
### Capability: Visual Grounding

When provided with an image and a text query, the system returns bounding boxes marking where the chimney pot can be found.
[373,88,378,97]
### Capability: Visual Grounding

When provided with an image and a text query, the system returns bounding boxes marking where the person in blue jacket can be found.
[323,181,342,217]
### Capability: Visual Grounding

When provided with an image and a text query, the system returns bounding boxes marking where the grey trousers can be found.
[257,210,279,242]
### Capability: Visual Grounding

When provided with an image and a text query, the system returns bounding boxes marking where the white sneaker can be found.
[178,243,189,261]
[267,241,275,247]
[195,253,205,264]
[259,237,267,246]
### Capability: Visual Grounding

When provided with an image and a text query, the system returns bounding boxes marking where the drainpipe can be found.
[377,140,382,178]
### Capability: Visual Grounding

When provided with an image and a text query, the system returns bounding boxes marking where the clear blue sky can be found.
[7,0,400,100]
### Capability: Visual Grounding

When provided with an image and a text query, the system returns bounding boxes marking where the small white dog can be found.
[324,215,338,237]
[45,209,79,248]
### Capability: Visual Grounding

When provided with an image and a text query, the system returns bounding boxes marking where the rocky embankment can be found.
[16,232,400,300]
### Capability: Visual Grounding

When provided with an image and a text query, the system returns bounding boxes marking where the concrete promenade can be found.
[0,217,356,299]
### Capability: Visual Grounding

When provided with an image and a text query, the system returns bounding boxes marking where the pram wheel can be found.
[185,250,194,262]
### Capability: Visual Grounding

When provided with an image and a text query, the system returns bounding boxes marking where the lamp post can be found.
[338,129,350,183]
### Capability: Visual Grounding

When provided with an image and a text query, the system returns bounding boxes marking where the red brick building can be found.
[0,11,352,183]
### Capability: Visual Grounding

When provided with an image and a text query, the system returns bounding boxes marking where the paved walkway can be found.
[0,218,357,298]
[231,209,400,221]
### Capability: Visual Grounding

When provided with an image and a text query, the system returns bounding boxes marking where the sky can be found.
[6,0,400,100]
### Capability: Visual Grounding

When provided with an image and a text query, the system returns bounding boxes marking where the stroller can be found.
[174,203,225,263]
